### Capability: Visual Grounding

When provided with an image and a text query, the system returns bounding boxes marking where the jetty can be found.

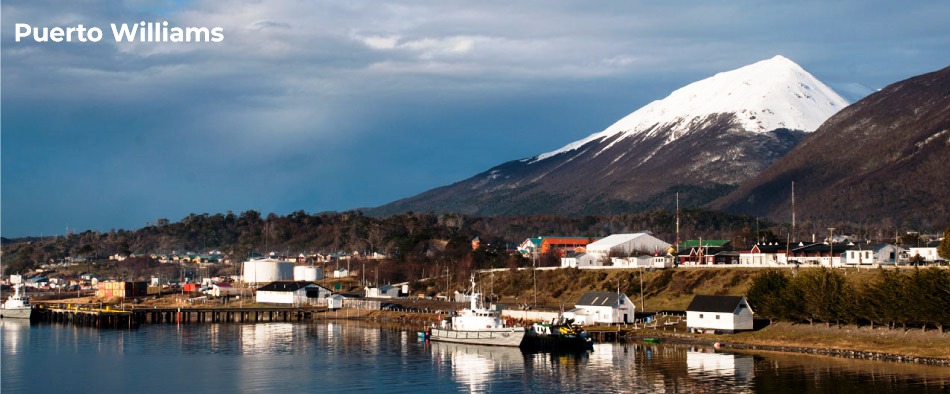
[31,303,328,329]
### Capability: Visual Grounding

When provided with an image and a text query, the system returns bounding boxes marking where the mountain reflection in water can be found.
[2,321,948,393]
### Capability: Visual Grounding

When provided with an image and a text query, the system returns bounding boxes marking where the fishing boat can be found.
[427,275,525,347]
[1,283,32,319]
[523,318,594,352]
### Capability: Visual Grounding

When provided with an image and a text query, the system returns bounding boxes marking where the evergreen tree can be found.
[938,228,950,260]
[747,269,791,323]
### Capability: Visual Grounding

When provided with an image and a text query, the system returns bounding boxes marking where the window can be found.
[699,314,704,318]
[716,315,720,320]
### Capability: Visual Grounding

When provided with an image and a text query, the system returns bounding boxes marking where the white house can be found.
[908,241,941,262]
[738,243,790,266]
[563,291,636,325]
[686,295,754,334]
[256,281,330,305]
[873,244,904,265]
[333,268,349,278]
[365,284,400,298]
[841,248,874,266]
[583,233,671,267]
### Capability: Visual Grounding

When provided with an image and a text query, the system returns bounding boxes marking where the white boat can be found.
[428,275,525,347]
[1,283,32,319]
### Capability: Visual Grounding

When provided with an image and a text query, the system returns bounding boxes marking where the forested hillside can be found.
[2,209,768,278]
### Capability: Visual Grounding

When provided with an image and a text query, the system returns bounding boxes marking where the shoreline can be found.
[321,310,950,366]
[31,300,950,367]
[620,322,950,367]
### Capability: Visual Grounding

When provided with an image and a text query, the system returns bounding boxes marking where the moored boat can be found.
[523,318,594,352]
[1,283,32,319]
[428,275,525,347]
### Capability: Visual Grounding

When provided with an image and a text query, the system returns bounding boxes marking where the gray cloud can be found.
[2,0,948,236]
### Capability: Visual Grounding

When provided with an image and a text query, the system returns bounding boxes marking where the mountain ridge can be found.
[712,65,950,228]
[367,56,850,218]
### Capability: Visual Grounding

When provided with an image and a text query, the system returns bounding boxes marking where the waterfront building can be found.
[686,295,754,334]
[563,291,636,325]
[255,281,330,305]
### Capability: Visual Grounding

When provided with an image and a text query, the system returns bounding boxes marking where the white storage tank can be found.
[293,265,324,282]
[243,258,294,284]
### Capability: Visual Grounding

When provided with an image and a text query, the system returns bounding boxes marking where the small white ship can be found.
[427,275,525,347]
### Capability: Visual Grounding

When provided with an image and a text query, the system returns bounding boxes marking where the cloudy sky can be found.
[2,0,947,237]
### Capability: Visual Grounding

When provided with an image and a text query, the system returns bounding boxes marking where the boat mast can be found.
[469,273,478,310]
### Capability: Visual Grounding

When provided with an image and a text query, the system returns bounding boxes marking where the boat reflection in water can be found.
[430,341,527,392]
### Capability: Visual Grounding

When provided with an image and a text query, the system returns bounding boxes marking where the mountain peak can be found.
[535,56,848,161]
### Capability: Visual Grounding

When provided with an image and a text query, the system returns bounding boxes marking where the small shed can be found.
[563,291,636,325]
[686,295,754,334]
[365,284,400,298]
[327,294,347,310]
[211,282,240,297]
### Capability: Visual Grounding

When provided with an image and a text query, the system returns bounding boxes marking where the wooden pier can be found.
[33,304,139,329]
[32,304,329,329]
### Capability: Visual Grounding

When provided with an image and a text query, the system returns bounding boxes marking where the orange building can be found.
[541,237,597,255]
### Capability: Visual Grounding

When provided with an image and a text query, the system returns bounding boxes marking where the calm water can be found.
[2,319,949,393]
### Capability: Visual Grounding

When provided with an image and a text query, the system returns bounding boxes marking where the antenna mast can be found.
[791,181,796,243]
[675,192,681,245]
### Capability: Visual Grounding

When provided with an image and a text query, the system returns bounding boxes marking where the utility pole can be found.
[639,268,644,312]
[828,227,836,266]
[791,181,796,242]
[675,192,680,245]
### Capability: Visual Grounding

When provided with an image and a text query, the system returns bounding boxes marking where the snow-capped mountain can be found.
[368,56,850,217]
[536,55,848,161]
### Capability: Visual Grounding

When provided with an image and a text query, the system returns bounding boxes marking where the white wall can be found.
[909,247,939,261]
[687,308,753,332]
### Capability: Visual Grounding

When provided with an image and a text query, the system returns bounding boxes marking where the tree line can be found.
[2,208,767,278]
[747,267,950,333]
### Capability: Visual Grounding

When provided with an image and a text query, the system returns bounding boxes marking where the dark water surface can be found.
[2,319,948,393]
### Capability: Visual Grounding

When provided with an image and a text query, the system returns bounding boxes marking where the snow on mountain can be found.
[535,55,849,161]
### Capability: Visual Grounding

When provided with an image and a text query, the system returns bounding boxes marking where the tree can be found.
[939,228,950,260]
[747,269,791,323]
[790,267,852,326]
[907,268,950,333]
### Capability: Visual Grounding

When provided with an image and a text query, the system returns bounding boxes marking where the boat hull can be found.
[0,307,32,319]
[429,327,526,347]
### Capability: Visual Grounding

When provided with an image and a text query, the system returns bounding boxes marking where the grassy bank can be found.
[726,321,950,360]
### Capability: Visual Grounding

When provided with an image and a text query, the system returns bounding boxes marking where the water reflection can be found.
[1,319,31,355]
[687,349,755,388]
[4,322,949,394]
[430,342,526,393]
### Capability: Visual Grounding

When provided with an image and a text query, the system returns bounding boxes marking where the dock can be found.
[32,304,328,329]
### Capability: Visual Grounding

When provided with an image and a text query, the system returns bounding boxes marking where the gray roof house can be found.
[562,291,636,325]
[686,295,754,334]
